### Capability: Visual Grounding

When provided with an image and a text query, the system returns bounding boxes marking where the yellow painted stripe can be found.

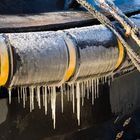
[114,39,125,71]
[0,42,9,86]
[63,37,77,82]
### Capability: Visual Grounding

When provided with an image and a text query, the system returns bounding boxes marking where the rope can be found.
[76,0,140,72]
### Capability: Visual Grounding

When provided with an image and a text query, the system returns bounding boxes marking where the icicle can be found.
[83,81,86,99]
[87,80,90,99]
[94,79,97,99]
[61,85,64,113]
[32,87,34,110]
[20,87,23,99]
[67,84,70,101]
[25,87,28,102]
[8,88,12,104]
[97,79,99,98]
[17,87,20,103]
[23,87,26,108]
[108,76,111,86]
[50,87,53,110]
[70,84,73,102]
[29,87,32,112]
[42,87,45,107]
[29,86,34,112]
[81,82,84,106]
[72,83,75,113]
[51,86,56,129]
[37,86,41,109]
[76,82,80,126]
[92,79,95,105]
[44,86,48,115]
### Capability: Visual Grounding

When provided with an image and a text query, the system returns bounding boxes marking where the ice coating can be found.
[66,25,119,80]
[9,76,112,129]
[6,14,140,129]
[5,24,133,87]
[6,26,133,128]
[7,31,69,86]
[76,82,80,125]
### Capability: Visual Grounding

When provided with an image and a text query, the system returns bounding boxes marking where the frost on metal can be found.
[5,15,140,128]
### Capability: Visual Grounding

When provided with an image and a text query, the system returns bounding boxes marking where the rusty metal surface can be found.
[0,0,140,32]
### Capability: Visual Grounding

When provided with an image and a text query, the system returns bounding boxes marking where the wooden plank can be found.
[0,0,140,32]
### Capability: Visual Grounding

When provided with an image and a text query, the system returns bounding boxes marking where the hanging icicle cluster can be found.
[3,15,136,129]
[8,75,113,129]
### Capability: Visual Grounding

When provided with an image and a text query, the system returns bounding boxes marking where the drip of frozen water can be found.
[17,87,20,103]
[29,86,34,112]
[70,84,73,102]
[20,87,23,99]
[94,79,97,99]
[67,84,70,102]
[51,86,56,129]
[23,87,26,108]
[9,74,114,129]
[44,86,48,115]
[81,82,84,106]
[83,81,86,99]
[37,86,41,109]
[29,87,32,112]
[89,80,92,93]
[87,80,90,99]
[97,79,99,98]
[76,82,80,126]
[25,88,28,101]
[60,85,64,113]
[42,87,45,107]
[32,87,34,110]
[8,88,12,104]
[92,79,95,105]
[72,83,75,113]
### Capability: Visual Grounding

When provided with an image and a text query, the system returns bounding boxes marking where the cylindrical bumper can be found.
[0,35,13,87]
[1,15,140,87]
